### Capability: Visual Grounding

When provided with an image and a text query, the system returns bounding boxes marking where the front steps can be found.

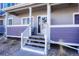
[21,34,47,55]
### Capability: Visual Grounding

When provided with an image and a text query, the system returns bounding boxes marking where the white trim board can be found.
[50,40,79,46]
[6,35,21,38]
[73,13,75,24]
[50,40,79,51]
[50,24,79,28]
[7,25,29,27]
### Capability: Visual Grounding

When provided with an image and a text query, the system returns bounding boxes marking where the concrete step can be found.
[27,42,45,47]
[36,34,44,36]
[29,35,44,39]
[23,45,44,55]
[29,38,45,43]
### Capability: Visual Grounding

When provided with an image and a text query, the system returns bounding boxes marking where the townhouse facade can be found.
[1,3,79,55]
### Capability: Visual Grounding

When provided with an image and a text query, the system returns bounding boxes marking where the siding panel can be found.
[7,26,28,36]
[50,27,79,44]
[0,25,5,33]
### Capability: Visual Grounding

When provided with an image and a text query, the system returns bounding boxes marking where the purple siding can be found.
[7,26,28,36]
[0,25,5,33]
[50,27,79,44]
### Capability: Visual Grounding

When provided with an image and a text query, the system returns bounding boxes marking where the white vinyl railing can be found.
[43,23,49,55]
[21,24,31,48]
[21,22,49,55]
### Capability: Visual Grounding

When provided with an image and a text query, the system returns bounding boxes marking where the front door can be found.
[37,15,47,34]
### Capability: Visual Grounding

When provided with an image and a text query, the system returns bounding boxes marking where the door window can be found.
[37,16,47,34]
[42,17,47,23]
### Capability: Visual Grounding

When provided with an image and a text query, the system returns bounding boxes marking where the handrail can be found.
[44,23,50,55]
[43,23,48,55]
[21,24,31,48]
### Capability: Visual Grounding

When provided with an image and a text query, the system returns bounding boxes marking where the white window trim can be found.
[8,17,13,25]
[73,12,79,25]
[21,16,34,25]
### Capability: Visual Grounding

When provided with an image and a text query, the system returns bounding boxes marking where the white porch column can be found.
[47,3,51,50]
[44,3,51,55]
[29,7,32,36]
[4,12,8,39]
[47,4,51,25]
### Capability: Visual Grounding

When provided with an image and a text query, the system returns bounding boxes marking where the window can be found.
[0,20,3,25]
[3,3,7,8]
[0,4,1,9]
[3,3,16,8]
[22,17,30,25]
[42,17,47,23]
[0,3,3,9]
[74,14,79,24]
[8,18,12,25]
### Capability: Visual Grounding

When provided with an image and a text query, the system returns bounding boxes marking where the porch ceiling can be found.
[3,3,46,13]
[51,3,78,11]
[10,9,29,15]
[9,4,47,15]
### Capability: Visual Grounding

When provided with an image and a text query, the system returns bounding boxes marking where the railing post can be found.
[44,24,48,55]
[44,35,47,55]
[4,12,8,40]
[44,3,51,55]
[21,33,23,49]
[47,3,51,50]
[21,27,29,49]
[29,7,32,36]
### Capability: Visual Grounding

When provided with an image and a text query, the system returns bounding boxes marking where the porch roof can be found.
[2,3,62,13]
[2,3,43,12]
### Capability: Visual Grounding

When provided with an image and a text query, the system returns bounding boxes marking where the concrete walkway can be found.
[14,49,44,56]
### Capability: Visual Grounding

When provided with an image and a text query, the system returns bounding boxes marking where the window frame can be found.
[0,19,3,25]
[21,17,33,25]
[73,12,79,25]
[8,17,13,25]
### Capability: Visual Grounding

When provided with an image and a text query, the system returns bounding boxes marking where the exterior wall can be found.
[50,27,79,44]
[7,9,29,25]
[0,25,5,33]
[8,5,47,26]
[32,5,47,27]
[7,15,22,25]
[51,4,78,25]
[0,17,4,20]
[50,4,79,45]
[7,26,28,36]
[6,5,47,37]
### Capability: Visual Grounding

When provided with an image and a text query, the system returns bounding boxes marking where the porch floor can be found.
[0,37,79,56]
